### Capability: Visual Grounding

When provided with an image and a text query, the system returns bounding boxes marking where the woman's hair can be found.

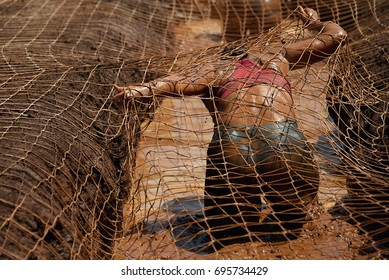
[220,45,248,60]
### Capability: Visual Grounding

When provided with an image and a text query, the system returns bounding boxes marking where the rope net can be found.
[0,0,387,260]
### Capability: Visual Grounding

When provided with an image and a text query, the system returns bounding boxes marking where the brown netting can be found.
[0,0,387,260]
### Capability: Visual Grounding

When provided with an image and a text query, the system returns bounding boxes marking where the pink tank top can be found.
[216,58,291,99]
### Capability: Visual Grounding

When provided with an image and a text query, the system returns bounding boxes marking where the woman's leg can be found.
[204,128,262,244]
[252,122,319,240]
[204,122,319,244]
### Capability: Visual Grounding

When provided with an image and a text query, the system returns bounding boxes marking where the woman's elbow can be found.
[324,22,348,45]
[334,28,347,45]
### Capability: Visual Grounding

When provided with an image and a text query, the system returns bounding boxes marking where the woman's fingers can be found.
[304,8,319,21]
[112,84,151,104]
[112,84,125,104]
[296,5,305,15]
[113,84,124,93]
[295,6,319,24]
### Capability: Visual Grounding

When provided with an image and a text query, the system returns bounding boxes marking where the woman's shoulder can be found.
[247,52,289,75]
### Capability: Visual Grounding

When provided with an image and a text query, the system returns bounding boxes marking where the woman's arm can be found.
[283,7,347,68]
[113,64,217,104]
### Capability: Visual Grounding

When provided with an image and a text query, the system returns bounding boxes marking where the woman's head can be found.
[221,45,248,60]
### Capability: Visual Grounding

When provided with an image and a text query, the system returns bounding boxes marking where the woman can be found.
[113,7,347,246]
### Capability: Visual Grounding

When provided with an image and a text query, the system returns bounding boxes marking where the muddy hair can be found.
[220,44,248,60]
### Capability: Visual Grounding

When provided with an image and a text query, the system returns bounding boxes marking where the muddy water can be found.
[114,176,364,260]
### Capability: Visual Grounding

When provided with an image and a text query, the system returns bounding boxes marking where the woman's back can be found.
[216,55,296,127]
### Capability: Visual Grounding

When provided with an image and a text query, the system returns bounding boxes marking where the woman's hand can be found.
[295,6,321,28]
[112,84,151,104]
